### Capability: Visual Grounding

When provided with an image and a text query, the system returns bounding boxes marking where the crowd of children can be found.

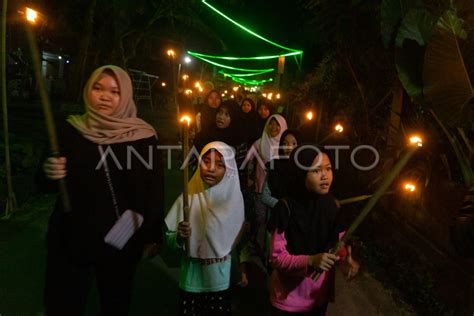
[43,68,359,316]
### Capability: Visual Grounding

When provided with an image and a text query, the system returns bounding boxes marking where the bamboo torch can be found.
[22,8,71,213]
[180,115,191,255]
[312,135,423,281]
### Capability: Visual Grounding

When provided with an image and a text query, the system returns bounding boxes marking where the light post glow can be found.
[306,111,314,121]
[335,124,344,133]
[185,89,193,95]
[161,82,166,87]
[276,93,281,99]
[182,74,189,80]
[184,56,192,64]
[167,49,176,57]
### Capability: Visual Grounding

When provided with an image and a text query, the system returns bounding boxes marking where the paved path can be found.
[0,175,414,315]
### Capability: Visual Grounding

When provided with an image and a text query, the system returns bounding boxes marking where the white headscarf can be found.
[165,142,245,259]
[258,114,288,163]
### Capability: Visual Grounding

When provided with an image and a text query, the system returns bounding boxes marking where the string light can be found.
[219,69,274,78]
[188,50,301,61]
[201,0,301,53]
[188,55,274,73]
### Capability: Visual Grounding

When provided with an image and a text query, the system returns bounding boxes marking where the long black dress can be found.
[43,123,164,316]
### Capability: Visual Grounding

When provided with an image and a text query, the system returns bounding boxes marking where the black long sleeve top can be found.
[45,123,164,260]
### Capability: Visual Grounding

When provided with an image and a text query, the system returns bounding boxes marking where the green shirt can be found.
[166,231,231,293]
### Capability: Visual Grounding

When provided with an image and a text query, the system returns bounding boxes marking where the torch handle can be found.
[182,122,190,256]
[312,148,417,281]
[25,24,71,213]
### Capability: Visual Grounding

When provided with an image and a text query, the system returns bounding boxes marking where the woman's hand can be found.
[177,221,192,240]
[43,157,67,180]
[308,253,340,272]
[339,245,360,280]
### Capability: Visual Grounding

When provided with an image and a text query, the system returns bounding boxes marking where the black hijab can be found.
[240,98,259,145]
[256,99,274,135]
[267,129,303,201]
[194,100,243,152]
[198,90,221,135]
[268,145,340,255]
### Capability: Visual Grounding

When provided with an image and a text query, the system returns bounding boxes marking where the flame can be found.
[404,183,416,192]
[185,89,193,95]
[409,135,423,147]
[335,124,344,133]
[180,115,191,126]
[306,111,314,121]
[167,49,175,57]
[26,8,38,23]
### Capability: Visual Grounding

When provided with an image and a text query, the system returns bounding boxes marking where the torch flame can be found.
[404,183,416,192]
[25,8,38,23]
[335,124,344,133]
[306,111,314,121]
[409,135,423,147]
[180,115,191,126]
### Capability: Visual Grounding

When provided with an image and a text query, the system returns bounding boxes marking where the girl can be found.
[194,100,244,153]
[196,90,222,135]
[267,145,359,315]
[42,65,163,316]
[241,115,287,273]
[261,129,303,209]
[165,141,245,316]
[256,99,274,136]
[240,98,260,146]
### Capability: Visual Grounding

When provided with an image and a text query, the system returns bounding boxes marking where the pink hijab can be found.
[67,65,156,144]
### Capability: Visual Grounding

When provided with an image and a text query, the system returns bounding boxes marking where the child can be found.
[239,115,287,284]
[267,145,359,315]
[261,129,303,209]
[165,141,245,316]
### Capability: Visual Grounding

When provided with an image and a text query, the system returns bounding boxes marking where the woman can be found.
[42,65,164,316]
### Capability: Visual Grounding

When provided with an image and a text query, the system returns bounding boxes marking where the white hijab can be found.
[165,141,245,259]
[258,114,288,163]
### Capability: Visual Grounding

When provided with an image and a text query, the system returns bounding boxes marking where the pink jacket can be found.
[269,231,346,312]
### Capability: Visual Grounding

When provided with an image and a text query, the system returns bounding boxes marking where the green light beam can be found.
[192,55,274,72]
[188,50,301,61]
[202,0,301,53]
[218,69,273,77]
